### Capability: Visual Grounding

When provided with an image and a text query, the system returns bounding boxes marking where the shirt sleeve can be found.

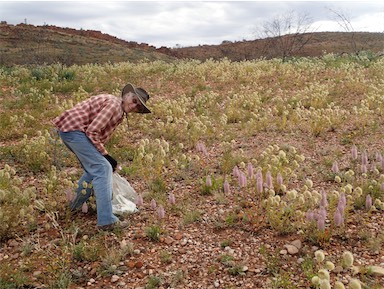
[86,101,119,155]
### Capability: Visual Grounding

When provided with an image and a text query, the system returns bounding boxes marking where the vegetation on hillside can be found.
[1,23,384,65]
[0,23,174,66]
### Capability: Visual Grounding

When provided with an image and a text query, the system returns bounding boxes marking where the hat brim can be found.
[122,83,151,114]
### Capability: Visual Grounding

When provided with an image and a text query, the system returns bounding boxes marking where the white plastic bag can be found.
[112,173,139,215]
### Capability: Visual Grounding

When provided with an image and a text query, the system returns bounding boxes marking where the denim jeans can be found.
[59,130,119,226]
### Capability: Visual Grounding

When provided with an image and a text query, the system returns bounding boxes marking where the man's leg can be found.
[59,130,119,226]
[70,171,94,211]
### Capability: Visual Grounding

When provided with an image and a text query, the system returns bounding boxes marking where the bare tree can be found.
[327,7,360,56]
[256,10,314,61]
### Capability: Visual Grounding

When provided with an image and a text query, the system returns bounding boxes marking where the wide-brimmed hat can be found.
[121,83,151,113]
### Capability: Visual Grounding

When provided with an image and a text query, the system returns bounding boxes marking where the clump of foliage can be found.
[0,164,37,240]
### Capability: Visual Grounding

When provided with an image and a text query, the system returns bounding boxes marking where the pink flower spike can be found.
[256,176,263,193]
[362,150,368,166]
[351,145,358,160]
[233,166,239,178]
[334,209,343,226]
[320,189,328,208]
[376,152,382,163]
[196,141,208,155]
[136,194,144,207]
[150,199,157,210]
[238,171,247,188]
[319,206,327,220]
[332,161,339,174]
[361,164,367,174]
[337,202,345,216]
[65,189,73,202]
[247,162,254,178]
[306,210,315,222]
[256,169,263,181]
[81,202,88,213]
[223,180,231,194]
[157,205,165,219]
[365,194,372,210]
[339,192,346,207]
[317,215,325,231]
[206,175,212,187]
[168,193,176,205]
[276,173,283,187]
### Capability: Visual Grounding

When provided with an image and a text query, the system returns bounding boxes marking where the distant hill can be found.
[171,32,384,61]
[0,23,174,65]
[0,22,383,66]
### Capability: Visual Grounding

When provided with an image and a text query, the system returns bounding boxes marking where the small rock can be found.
[136,272,146,279]
[291,239,302,250]
[164,237,174,245]
[88,278,95,284]
[297,258,305,264]
[214,280,220,287]
[284,244,299,255]
[118,266,129,272]
[178,248,187,254]
[280,249,288,255]
[111,275,119,283]
[135,261,144,268]
[127,261,136,268]
[174,233,183,240]
[33,271,42,277]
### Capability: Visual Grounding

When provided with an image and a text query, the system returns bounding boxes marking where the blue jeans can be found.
[59,130,119,226]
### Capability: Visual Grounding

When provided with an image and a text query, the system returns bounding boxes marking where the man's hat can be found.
[121,83,151,113]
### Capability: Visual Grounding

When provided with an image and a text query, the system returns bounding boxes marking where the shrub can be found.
[0,164,37,240]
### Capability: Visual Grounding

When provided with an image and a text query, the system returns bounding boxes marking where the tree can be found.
[256,10,314,61]
[327,7,360,57]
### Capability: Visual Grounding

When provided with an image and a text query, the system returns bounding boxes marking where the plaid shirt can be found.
[52,94,124,155]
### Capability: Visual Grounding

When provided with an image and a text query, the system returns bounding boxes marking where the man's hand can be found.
[104,154,118,172]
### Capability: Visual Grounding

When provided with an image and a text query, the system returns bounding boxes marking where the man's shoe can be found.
[97,220,129,231]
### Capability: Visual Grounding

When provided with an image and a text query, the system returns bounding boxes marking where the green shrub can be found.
[0,164,37,240]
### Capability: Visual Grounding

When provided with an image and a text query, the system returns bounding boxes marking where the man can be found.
[53,83,151,230]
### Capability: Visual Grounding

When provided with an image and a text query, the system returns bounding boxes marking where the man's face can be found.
[123,92,141,113]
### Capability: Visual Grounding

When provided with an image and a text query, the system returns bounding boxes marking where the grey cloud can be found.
[1,1,383,48]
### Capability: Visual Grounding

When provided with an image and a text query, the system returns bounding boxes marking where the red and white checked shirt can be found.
[52,94,125,155]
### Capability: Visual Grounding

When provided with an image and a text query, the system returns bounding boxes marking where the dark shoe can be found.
[97,220,129,231]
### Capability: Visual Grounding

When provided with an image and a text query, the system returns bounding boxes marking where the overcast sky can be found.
[1,1,383,48]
